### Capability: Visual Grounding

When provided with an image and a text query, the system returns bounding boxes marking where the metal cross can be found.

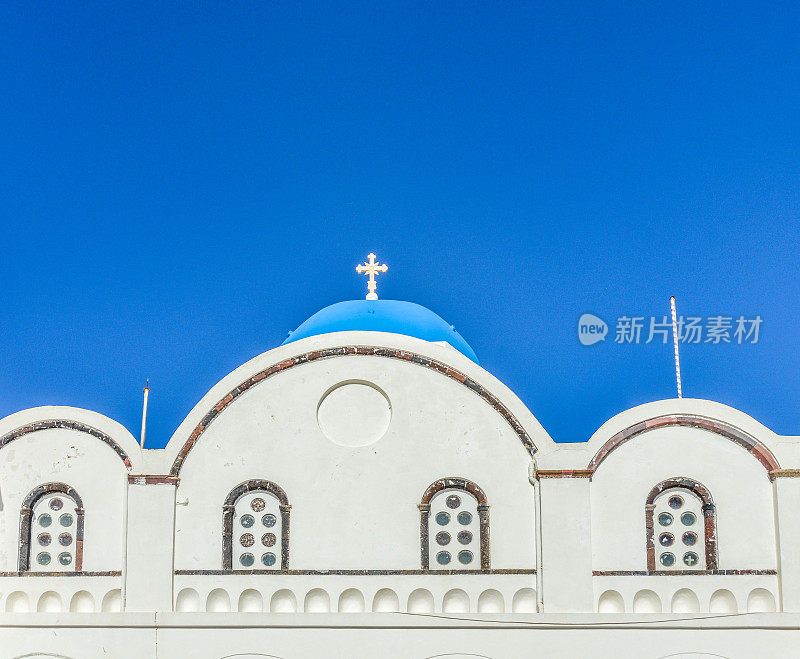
[356,253,388,300]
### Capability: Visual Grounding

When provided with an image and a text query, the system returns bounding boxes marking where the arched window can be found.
[419,477,489,570]
[645,477,716,571]
[19,483,84,572]
[223,480,290,570]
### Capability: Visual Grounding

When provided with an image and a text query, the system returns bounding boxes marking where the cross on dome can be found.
[355,253,388,300]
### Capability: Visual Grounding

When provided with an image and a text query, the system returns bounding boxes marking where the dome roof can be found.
[282,300,479,363]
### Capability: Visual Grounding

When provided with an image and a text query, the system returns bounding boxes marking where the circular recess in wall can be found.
[317,380,391,447]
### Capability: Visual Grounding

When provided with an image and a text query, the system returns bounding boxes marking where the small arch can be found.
[477,589,504,613]
[420,477,490,570]
[37,591,62,613]
[372,588,399,612]
[632,590,661,613]
[238,589,263,612]
[206,588,231,612]
[303,589,330,613]
[338,588,365,613]
[597,590,625,613]
[223,480,290,571]
[671,588,700,613]
[588,414,780,474]
[175,588,201,612]
[645,477,717,571]
[101,589,121,612]
[747,588,776,613]
[19,482,85,572]
[442,588,470,613]
[69,590,94,613]
[407,588,434,613]
[511,588,537,613]
[709,589,738,614]
[6,591,29,612]
[270,589,297,613]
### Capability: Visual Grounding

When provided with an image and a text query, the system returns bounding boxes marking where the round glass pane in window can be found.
[49,498,64,511]
[262,533,276,547]
[683,552,699,567]
[250,498,266,512]
[435,531,451,546]
[36,552,51,565]
[668,495,684,509]
[262,552,277,567]
[457,550,474,565]
[681,512,697,526]
[436,551,451,565]
[445,495,461,509]
[435,512,451,526]
[37,533,51,546]
[240,533,255,547]
[38,513,52,528]
[59,514,73,527]
[240,514,255,528]
[58,552,72,566]
[262,513,277,528]
[239,552,255,567]
[457,511,473,525]
[659,552,675,567]
[58,533,73,547]
[457,530,473,545]
[659,532,674,547]
[682,531,698,546]
[657,512,673,526]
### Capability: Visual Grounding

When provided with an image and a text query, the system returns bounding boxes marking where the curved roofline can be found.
[585,399,782,475]
[163,330,556,474]
[0,406,140,470]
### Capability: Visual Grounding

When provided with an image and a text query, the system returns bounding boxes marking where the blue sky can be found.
[2,3,799,448]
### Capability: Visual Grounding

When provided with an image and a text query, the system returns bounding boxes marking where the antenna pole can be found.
[140,380,150,448]
[670,297,683,398]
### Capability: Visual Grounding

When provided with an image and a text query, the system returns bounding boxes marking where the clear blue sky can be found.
[2,3,798,448]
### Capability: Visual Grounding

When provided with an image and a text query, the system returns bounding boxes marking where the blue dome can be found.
[283,300,479,363]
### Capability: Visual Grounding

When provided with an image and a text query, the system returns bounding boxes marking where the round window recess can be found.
[659,552,676,567]
[262,514,277,528]
[659,532,674,547]
[239,553,255,567]
[317,381,391,447]
[435,531,451,546]
[435,512,451,526]
[436,551,451,565]
[58,533,73,547]
[683,552,699,567]
[240,514,255,528]
[59,514,74,527]
[457,530,473,545]
[36,552,51,566]
[49,498,64,511]
[38,514,52,528]
[38,533,52,546]
[58,552,72,566]
[668,495,684,510]
[682,531,698,546]
[262,553,277,567]
[458,550,474,565]
[457,511,473,525]
[262,533,277,547]
[657,512,673,526]
[681,512,697,526]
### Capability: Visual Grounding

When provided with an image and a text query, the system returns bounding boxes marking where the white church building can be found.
[1,257,798,658]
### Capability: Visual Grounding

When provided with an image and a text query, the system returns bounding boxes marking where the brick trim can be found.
[645,477,717,571]
[419,477,489,570]
[222,480,290,571]
[593,569,776,576]
[18,483,85,572]
[0,419,133,470]
[170,346,537,475]
[176,568,535,576]
[128,475,180,485]
[536,469,593,479]
[589,415,779,474]
[770,469,800,479]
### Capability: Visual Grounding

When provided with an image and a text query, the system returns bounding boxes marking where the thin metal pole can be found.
[140,380,150,448]
[670,297,683,398]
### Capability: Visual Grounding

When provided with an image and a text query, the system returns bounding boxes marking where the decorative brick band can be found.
[593,569,777,576]
[170,346,537,475]
[536,469,593,479]
[419,477,489,570]
[18,483,85,572]
[222,480,290,571]
[770,469,800,479]
[588,415,780,474]
[0,419,133,470]
[128,475,180,485]
[175,568,536,576]
[0,570,121,577]
[645,477,717,572]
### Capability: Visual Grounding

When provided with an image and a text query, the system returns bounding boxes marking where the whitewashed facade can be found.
[1,315,799,657]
